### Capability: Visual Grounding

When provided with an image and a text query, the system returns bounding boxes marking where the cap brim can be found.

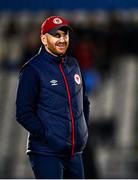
[48,25,72,36]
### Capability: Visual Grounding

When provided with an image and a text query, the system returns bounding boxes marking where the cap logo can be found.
[53,17,63,24]
[74,74,81,85]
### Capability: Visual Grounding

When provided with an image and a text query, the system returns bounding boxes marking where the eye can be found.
[64,31,68,35]
[54,33,61,38]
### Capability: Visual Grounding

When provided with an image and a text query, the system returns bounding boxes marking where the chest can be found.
[39,61,82,98]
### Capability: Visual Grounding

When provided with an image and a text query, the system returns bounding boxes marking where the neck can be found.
[44,46,58,57]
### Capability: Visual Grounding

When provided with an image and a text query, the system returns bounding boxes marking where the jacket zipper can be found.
[58,59,75,157]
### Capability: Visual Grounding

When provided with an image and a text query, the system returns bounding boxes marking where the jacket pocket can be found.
[75,130,88,152]
[46,131,71,153]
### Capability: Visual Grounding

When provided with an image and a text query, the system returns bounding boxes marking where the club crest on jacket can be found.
[74,74,81,85]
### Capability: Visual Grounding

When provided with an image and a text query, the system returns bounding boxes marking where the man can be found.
[16,16,90,179]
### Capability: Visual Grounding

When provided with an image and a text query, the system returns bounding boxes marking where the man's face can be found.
[41,29,69,56]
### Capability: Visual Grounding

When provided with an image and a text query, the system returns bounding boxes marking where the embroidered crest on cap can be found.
[53,18,62,24]
[74,74,81,85]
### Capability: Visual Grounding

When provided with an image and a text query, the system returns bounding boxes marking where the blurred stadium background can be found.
[0,0,138,178]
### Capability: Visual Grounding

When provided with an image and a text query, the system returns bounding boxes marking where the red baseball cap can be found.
[41,16,72,35]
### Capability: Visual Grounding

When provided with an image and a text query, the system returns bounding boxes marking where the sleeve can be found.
[16,65,45,141]
[82,74,91,126]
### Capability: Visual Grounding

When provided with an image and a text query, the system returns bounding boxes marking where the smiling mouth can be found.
[57,43,67,48]
[57,45,66,48]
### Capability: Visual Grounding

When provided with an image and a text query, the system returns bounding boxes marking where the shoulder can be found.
[20,53,41,74]
[20,46,48,74]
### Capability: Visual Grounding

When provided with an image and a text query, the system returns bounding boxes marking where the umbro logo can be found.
[50,80,58,86]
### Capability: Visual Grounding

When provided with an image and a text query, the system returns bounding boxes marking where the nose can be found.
[59,36,66,42]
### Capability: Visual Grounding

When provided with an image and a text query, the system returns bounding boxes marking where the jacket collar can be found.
[38,45,67,64]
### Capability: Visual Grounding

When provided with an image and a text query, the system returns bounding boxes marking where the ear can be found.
[40,34,47,46]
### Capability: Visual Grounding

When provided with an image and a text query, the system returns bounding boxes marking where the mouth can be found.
[57,43,67,49]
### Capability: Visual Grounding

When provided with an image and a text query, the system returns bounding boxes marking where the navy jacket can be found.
[16,46,90,157]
